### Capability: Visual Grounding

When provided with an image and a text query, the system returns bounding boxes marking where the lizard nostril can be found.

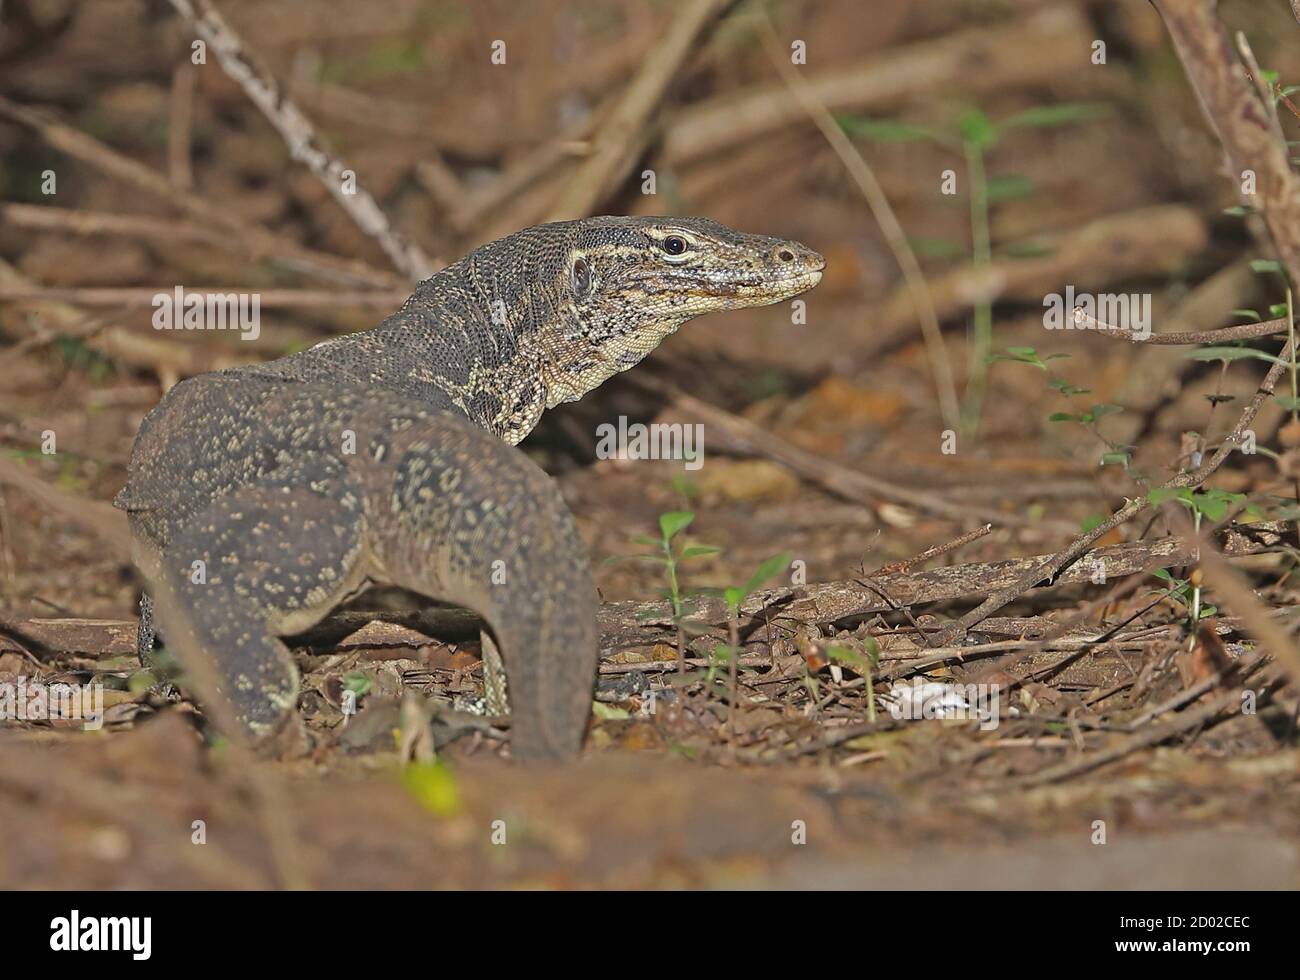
[777,248,795,263]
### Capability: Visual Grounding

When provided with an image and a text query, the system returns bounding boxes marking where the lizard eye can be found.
[662,236,687,256]
[571,256,592,298]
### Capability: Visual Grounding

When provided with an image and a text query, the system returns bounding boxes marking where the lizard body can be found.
[115,215,823,761]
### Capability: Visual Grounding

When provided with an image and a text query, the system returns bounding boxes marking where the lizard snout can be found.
[773,242,825,273]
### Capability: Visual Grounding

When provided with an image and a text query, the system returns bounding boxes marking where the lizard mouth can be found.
[698,264,824,303]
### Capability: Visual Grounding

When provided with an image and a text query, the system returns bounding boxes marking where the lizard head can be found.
[538,215,824,407]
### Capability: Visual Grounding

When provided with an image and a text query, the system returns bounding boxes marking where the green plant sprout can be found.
[1226,248,1299,422]
[611,510,720,675]
[1148,568,1216,629]
[988,345,1137,475]
[828,636,880,724]
[1147,487,1245,628]
[711,551,791,741]
[839,102,1105,436]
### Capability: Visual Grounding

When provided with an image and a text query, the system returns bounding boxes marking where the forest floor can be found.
[2,0,1299,887]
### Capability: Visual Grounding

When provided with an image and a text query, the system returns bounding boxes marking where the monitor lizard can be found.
[114,215,824,762]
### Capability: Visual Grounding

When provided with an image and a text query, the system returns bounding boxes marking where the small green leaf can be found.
[1100,451,1130,466]
[1148,487,1193,507]
[1231,308,1262,322]
[985,173,1035,201]
[127,670,160,696]
[1276,395,1300,411]
[742,551,793,597]
[1196,497,1229,521]
[402,762,461,817]
[1048,412,1081,422]
[1080,514,1106,534]
[679,545,721,559]
[828,645,867,669]
[1192,490,1245,522]
[659,511,694,542]
[1049,379,1091,396]
[343,671,372,697]
[1251,259,1285,275]
[1185,346,1287,366]
[959,108,998,149]
[1000,103,1107,129]
[836,114,942,143]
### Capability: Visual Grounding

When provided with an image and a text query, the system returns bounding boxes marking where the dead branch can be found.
[0,258,250,379]
[600,520,1292,637]
[1073,306,1289,344]
[933,337,1293,645]
[166,0,436,282]
[0,94,401,289]
[1001,672,1260,788]
[0,456,132,556]
[544,0,737,220]
[867,205,1208,355]
[756,6,959,432]
[1153,0,1300,284]
[875,523,993,574]
[1169,505,1300,695]
[659,5,1088,166]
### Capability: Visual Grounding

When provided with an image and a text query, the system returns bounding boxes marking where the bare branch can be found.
[166,0,437,282]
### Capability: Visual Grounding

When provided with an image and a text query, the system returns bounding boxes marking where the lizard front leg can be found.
[364,413,599,763]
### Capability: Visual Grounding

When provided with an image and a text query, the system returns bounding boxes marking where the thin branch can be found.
[166,0,436,282]
[0,94,401,289]
[1072,307,1290,343]
[756,3,960,432]
[874,523,993,574]
[544,0,738,220]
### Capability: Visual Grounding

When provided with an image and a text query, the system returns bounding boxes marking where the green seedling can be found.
[713,552,791,741]
[840,102,1105,436]
[611,510,720,675]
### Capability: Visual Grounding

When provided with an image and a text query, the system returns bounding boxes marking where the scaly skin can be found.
[115,216,824,762]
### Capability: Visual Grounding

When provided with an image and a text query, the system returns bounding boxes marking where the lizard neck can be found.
[254,261,560,445]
